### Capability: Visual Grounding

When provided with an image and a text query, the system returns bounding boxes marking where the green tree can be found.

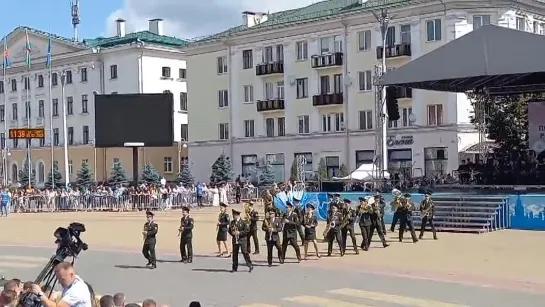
[109,160,128,186]
[468,92,544,153]
[18,160,36,188]
[314,158,328,180]
[209,152,233,184]
[141,163,161,185]
[178,166,194,187]
[339,163,350,177]
[76,160,93,188]
[259,163,276,185]
[45,161,64,189]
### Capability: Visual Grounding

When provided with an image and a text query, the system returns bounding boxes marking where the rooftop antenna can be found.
[71,0,80,42]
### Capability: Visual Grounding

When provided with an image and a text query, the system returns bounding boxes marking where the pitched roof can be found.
[380,25,545,92]
[83,31,187,48]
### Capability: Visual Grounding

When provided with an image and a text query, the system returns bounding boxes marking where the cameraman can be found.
[30,262,92,307]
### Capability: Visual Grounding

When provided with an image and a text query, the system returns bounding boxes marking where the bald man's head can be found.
[54,261,76,287]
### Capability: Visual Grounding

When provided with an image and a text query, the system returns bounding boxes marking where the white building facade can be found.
[185,0,545,183]
[1,19,188,186]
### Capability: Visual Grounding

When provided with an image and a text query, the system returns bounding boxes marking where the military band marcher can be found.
[293,197,305,245]
[142,211,158,269]
[216,202,230,257]
[228,209,254,273]
[357,197,372,251]
[374,190,387,235]
[399,193,418,243]
[325,203,343,257]
[246,202,260,254]
[262,208,283,266]
[302,204,321,259]
[340,199,359,255]
[178,206,194,263]
[390,189,403,232]
[419,191,438,240]
[368,197,389,248]
[281,202,302,262]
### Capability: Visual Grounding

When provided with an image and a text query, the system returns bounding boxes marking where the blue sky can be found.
[0,0,118,39]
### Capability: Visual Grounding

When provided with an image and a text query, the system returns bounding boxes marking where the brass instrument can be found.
[322,220,336,239]
[263,217,274,241]
[421,200,433,217]
[231,223,240,244]
[243,203,251,221]
[340,208,350,228]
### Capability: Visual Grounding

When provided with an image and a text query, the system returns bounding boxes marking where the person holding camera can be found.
[30,262,93,307]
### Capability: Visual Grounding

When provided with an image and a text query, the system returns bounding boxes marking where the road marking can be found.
[330,288,469,307]
[0,261,42,268]
[283,296,370,306]
[238,304,279,307]
[0,255,50,262]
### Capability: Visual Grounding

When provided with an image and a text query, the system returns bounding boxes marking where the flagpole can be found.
[47,34,54,189]
[24,29,31,188]
[2,35,8,186]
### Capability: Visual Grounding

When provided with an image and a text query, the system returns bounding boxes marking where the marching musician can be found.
[302,203,320,259]
[419,191,438,240]
[390,190,403,232]
[281,202,302,262]
[357,197,372,251]
[399,193,418,243]
[142,211,158,269]
[228,209,254,273]
[178,206,194,263]
[368,197,389,248]
[262,208,283,266]
[293,197,305,245]
[216,202,230,257]
[246,202,260,254]
[374,190,387,235]
[341,199,359,255]
[325,203,343,257]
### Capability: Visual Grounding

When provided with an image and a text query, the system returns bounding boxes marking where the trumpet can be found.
[322,221,336,239]
[263,218,274,241]
[231,224,240,244]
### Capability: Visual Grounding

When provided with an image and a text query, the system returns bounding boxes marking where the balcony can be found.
[311,52,343,69]
[376,43,411,59]
[256,99,285,112]
[312,93,343,107]
[256,61,284,76]
[396,86,412,99]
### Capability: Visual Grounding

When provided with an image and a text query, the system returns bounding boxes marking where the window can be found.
[277,117,285,136]
[266,118,275,137]
[40,137,45,147]
[265,82,274,100]
[179,92,187,111]
[533,21,540,33]
[162,157,173,173]
[68,160,73,174]
[388,149,413,177]
[400,25,411,43]
[244,119,255,137]
[358,110,373,130]
[358,70,372,91]
[82,125,89,144]
[162,66,171,78]
[0,133,4,149]
[325,156,340,178]
[0,81,3,93]
[219,123,229,140]
[37,75,44,87]
[81,68,88,82]
[358,30,371,51]
[11,103,17,120]
[52,73,58,86]
[401,107,413,127]
[243,85,254,103]
[218,90,228,108]
[333,74,343,94]
[265,153,286,182]
[67,96,73,115]
[322,113,344,132]
[24,77,30,90]
[473,15,490,30]
[333,35,343,53]
[426,19,442,41]
[12,139,18,148]
[179,68,187,79]
[81,95,88,113]
[424,147,448,177]
[298,115,310,134]
[355,150,374,168]
[296,78,308,98]
[53,128,59,146]
[66,70,73,84]
[320,37,331,54]
[294,152,313,180]
[242,155,258,182]
[320,76,330,94]
[516,17,526,31]
[275,44,284,62]
[0,105,4,122]
[110,65,118,79]
[296,41,308,60]
[386,26,395,47]
[24,101,30,118]
[263,46,273,62]
[11,79,17,91]
[388,120,398,128]
[242,50,253,69]
[276,81,284,99]
[67,127,74,145]
[178,124,188,142]
[427,104,443,126]
[217,56,228,74]
[52,99,59,116]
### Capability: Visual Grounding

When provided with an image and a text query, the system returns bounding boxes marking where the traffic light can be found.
[385,86,400,121]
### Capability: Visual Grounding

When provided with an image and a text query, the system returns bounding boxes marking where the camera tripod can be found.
[17,255,69,307]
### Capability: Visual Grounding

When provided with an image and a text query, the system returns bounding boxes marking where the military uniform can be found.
[390,196,403,232]
[368,198,389,248]
[262,209,283,266]
[374,191,387,235]
[419,192,438,240]
[246,204,260,254]
[399,194,418,243]
[293,200,305,244]
[340,199,359,254]
[326,203,343,257]
[179,206,194,263]
[228,209,253,273]
[357,197,372,250]
[302,204,321,259]
[281,202,302,261]
[142,211,158,269]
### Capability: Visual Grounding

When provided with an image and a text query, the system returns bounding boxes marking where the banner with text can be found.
[528,101,545,153]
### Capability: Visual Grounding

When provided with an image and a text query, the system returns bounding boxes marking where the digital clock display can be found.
[9,128,46,139]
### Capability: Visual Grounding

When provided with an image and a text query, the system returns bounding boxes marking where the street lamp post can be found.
[177,140,188,173]
[60,72,70,188]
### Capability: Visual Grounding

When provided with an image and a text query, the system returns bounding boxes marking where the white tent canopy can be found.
[332,163,390,181]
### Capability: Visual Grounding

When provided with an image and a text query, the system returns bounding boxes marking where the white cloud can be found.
[105,0,316,39]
